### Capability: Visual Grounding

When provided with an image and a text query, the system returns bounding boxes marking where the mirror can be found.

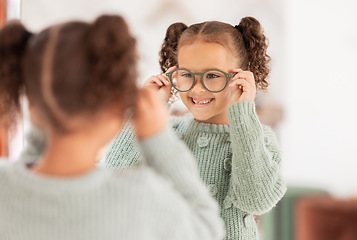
[1,0,356,239]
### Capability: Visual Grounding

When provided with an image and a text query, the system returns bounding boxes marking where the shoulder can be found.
[0,159,12,173]
[0,160,17,191]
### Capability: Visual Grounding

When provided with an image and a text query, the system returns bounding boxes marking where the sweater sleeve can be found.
[103,116,182,169]
[103,122,142,169]
[139,127,224,240]
[227,101,286,215]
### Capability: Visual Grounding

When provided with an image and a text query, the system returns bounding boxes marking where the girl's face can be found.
[177,40,237,124]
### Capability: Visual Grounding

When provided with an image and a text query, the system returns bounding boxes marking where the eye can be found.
[181,73,193,78]
[206,73,220,79]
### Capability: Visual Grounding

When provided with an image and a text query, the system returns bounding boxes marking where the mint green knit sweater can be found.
[0,128,224,240]
[104,101,286,240]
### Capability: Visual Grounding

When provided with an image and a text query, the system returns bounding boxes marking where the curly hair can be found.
[159,22,187,73]
[236,17,271,90]
[159,17,271,92]
[0,21,32,130]
[0,15,138,132]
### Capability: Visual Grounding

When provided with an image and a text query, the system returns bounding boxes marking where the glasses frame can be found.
[166,68,237,93]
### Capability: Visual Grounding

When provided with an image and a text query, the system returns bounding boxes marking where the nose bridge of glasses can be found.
[191,72,206,87]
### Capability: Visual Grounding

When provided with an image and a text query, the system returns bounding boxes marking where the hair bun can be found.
[0,20,32,88]
[237,17,270,90]
[85,15,137,109]
[0,20,32,128]
[88,15,133,53]
[86,15,136,76]
[0,20,32,49]
[159,22,188,73]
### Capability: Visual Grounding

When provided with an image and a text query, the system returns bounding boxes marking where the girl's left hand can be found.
[228,69,257,104]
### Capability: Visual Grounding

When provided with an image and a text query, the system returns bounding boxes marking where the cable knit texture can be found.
[104,101,286,240]
[0,128,224,240]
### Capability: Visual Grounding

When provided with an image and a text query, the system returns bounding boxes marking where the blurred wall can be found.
[282,0,357,197]
[21,0,285,91]
[19,0,357,197]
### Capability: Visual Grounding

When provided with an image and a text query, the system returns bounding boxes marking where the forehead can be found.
[177,41,233,71]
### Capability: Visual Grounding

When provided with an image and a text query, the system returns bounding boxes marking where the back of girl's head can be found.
[0,15,137,132]
[159,17,270,91]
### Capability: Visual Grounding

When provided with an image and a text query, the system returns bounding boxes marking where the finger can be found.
[230,82,243,92]
[149,76,164,86]
[166,66,177,73]
[231,68,243,74]
[232,70,255,86]
[232,71,253,80]
[229,81,243,97]
[229,78,249,88]
[144,76,162,86]
[231,75,254,89]
[156,74,171,85]
[230,79,253,93]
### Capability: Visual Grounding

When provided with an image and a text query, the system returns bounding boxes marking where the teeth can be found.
[192,98,212,104]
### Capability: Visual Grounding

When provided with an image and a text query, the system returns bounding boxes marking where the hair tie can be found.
[234,24,243,33]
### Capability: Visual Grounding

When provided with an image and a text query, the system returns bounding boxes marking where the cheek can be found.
[215,87,231,104]
[179,92,187,101]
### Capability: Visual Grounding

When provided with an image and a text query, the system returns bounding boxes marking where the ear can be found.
[27,96,45,128]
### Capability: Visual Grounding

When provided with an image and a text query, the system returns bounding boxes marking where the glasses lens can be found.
[203,70,227,92]
[171,69,194,92]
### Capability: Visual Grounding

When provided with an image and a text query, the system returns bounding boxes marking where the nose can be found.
[191,75,206,92]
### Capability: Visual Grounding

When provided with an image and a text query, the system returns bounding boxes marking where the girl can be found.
[104,17,286,240]
[0,16,224,240]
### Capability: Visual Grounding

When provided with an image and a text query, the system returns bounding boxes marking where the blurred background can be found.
[1,0,357,239]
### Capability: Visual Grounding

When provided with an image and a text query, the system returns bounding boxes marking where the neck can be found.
[31,133,100,177]
[196,113,229,125]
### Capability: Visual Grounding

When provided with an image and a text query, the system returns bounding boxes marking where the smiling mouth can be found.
[190,97,214,105]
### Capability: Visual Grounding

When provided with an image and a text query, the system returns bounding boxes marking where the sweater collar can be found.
[182,114,230,134]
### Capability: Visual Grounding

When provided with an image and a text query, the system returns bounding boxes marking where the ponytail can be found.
[159,22,187,73]
[0,20,32,128]
[236,17,270,90]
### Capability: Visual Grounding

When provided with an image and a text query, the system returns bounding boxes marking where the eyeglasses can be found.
[166,69,237,93]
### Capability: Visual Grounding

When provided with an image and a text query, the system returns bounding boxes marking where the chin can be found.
[192,114,213,123]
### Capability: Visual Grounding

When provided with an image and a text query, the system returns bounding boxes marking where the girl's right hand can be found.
[143,66,177,102]
[133,88,169,140]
